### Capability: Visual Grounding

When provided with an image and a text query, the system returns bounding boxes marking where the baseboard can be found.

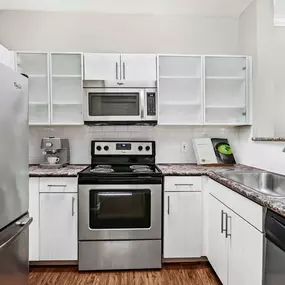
[163,256,208,263]
[30,261,78,266]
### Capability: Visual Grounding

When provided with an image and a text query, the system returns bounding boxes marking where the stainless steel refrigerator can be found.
[0,63,32,285]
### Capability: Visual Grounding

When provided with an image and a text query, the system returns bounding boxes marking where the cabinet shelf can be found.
[52,75,82,78]
[50,122,84,126]
[206,106,245,109]
[53,102,82,105]
[160,76,201,79]
[161,102,201,106]
[28,74,47,78]
[206,76,245,80]
[29,102,48,105]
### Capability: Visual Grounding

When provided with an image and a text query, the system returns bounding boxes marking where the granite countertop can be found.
[157,163,256,176]
[252,137,285,142]
[29,165,88,177]
[157,163,285,218]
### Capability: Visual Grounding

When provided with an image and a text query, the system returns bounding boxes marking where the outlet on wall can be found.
[181,142,188,152]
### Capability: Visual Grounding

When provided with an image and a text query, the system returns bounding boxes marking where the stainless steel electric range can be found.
[78,140,162,271]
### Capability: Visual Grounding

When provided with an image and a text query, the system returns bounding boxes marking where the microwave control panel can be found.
[147,93,156,116]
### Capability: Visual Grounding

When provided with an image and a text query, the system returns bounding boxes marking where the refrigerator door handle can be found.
[0,217,33,251]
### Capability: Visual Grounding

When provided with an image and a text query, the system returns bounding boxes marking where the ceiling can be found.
[0,0,255,17]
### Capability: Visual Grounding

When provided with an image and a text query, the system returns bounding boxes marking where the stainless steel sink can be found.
[220,172,285,198]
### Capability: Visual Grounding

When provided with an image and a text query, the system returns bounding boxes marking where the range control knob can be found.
[138,146,143,151]
[104,145,109,151]
[45,142,53,147]
[145,146,151,152]
[96,145,102,151]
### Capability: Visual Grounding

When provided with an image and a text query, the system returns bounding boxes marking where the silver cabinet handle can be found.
[175,184,194,186]
[221,210,226,234]
[226,214,231,238]
[116,62,119,80]
[167,196,170,215]
[47,185,67,187]
[123,62,126,79]
[72,197,75,216]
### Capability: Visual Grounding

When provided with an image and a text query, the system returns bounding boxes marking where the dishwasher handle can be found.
[266,210,285,252]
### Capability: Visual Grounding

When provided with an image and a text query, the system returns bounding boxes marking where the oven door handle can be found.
[98,192,133,197]
[140,91,145,119]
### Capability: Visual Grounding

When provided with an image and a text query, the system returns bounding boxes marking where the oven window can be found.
[89,93,140,116]
[89,190,151,229]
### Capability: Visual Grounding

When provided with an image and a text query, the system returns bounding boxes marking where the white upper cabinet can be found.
[50,53,83,125]
[120,54,157,81]
[158,55,203,125]
[17,53,50,125]
[158,55,251,126]
[16,52,83,126]
[84,53,157,82]
[84,53,120,81]
[205,56,249,125]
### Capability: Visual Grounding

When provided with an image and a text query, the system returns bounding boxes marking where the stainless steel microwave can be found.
[84,88,157,125]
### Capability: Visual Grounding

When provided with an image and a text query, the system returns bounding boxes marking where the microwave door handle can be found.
[140,91,145,119]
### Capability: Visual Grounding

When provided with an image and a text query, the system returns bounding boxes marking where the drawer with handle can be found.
[164,176,202,192]
[39,177,78,193]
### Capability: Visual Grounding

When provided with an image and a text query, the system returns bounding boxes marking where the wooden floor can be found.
[29,263,221,285]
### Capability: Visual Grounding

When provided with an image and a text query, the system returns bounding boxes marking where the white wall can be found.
[0,0,254,17]
[239,0,285,138]
[237,127,285,175]
[30,125,240,164]
[0,10,241,165]
[0,11,239,54]
[236,0,285,175]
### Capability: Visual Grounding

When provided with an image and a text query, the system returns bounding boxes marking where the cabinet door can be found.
[84,53,120,81]
[50,53,83,125]
[164,192,202,258]
[0,44,4,64]
[228,209,263,285]
[121,54,157,81]
[39,193,77,261]
[29,178,39,261]
[2,47,14,70]
[205,56,248,125]
[17,53,50,125]
[208,194,229,285]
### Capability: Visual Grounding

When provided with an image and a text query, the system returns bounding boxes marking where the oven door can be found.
[79,184,161,240]
[84,88,145,122]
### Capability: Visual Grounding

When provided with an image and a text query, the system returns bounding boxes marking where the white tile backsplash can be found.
[29,125,240,164]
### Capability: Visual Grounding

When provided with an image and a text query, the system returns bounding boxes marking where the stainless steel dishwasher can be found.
[264,210,285,285]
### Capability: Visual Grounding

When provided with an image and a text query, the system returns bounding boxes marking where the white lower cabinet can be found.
[29,178,40,261]
[29,177,78,262]
[163,176,202,259]
[228,207,263,285]
[39,192,78,261]
[208,186,263,285]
